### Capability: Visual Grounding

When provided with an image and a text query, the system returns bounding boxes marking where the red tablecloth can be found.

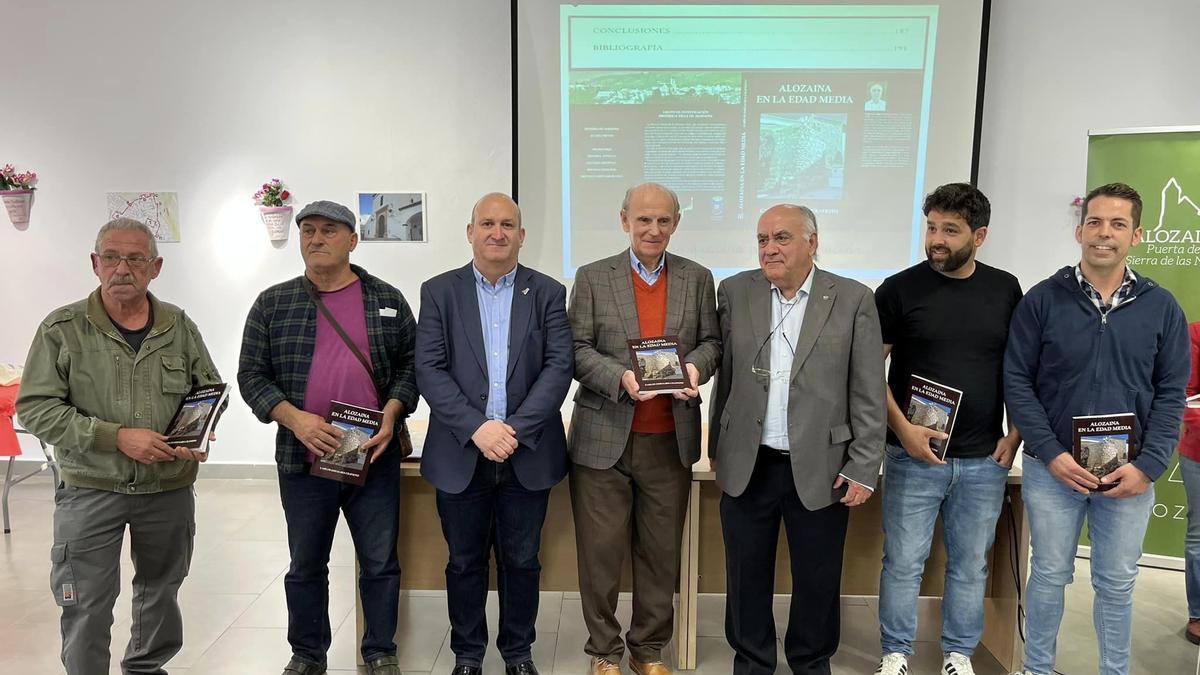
[0,383,20,456]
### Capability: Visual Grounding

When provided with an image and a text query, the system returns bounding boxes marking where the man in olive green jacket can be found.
[16,218,222,675]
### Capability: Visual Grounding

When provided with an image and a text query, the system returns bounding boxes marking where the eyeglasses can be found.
[751,290,800,380]
[95,253,156,269]
[751,330,795,380]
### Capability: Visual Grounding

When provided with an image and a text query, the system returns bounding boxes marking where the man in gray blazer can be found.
[567,182,722,675]
[709,204,885,675]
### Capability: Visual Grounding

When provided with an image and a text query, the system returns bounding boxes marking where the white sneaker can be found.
[874,652,909,675]
[942,652,975,675]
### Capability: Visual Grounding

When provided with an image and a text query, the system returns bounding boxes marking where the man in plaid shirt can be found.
[237,200,418,675]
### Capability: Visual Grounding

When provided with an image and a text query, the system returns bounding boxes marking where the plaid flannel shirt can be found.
[1075,264,1137,315]
[237,264,418,473]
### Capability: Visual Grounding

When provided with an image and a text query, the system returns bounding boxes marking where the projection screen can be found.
[515,1,989,280]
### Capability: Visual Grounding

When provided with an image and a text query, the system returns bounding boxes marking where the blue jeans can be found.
[878,444,1009,656]
[1180,455,1200,619]
[436,457,550,667]
[277,448,401,665]
[1021,453,1153,675]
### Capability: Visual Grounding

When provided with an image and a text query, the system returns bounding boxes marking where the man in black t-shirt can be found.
[872,184,1023,675]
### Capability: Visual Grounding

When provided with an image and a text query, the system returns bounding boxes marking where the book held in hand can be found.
[164,383,229,453]
[1073,413,1138,491]
[905,375,963,460]
[628,335,688,393]
[310,401,383,486]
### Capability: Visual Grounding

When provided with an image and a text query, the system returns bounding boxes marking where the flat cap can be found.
[295,200,356,230]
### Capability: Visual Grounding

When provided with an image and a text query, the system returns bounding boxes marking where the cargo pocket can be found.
[160,355,190,395]
[184,521,197,573]
[50,542,78,606]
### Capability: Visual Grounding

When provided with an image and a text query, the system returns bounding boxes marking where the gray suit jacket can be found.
[708,267,886,508]
[567,250,722,469]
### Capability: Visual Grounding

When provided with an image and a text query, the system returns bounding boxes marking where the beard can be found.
[926,241,974,273]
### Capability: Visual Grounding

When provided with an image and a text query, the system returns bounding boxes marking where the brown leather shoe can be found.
[628,656,671,675]
[1187,618,1200,645]
[589,656,621,674]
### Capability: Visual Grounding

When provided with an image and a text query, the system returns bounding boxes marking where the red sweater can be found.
[631,271,675,434]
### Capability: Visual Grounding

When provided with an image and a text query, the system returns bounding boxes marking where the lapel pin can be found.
[522,288,530,295]
[822,295,829,300]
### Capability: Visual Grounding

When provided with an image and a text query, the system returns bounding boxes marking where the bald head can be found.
[471,192,522,227]
[622,182,680,216]
[759,204,817,237]
[467,192,525,282]
[621,182,681,269]
[757,203,819,297]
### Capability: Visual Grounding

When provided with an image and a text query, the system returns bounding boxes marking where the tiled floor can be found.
[2,476,1197,674]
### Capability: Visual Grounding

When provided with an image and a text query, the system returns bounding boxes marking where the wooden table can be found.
[677,459,1028,671]
[361,428,1028,671]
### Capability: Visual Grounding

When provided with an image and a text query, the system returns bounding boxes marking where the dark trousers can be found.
[278,448,401,664]
[570,431,691,663]
[721,447,849,675]
[435,457,551,667]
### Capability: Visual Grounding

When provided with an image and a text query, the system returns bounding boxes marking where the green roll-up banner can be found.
[1085,126,1200,560]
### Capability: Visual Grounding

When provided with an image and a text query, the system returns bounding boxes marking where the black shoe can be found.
[451,666,482,675]
[281,657,327,675]
[366,654,401,675]
[506,661,540,675]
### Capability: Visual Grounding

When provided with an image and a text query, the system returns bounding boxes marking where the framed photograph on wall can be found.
[357,192,426,242]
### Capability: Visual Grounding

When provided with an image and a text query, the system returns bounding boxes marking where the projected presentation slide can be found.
[560,5,940,277]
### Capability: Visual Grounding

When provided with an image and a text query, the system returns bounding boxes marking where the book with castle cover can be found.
[628,336,687,393]
[163,383,229,453]
[905,375,963,460]
[1073,413,1138,491]
[310,401,383,486]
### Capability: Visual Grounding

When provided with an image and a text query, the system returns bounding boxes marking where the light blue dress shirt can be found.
[760,270,814,451]
[473,264,516,421]
[629,249,666,286]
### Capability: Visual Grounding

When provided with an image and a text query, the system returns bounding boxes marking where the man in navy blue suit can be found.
[415,192,573,675]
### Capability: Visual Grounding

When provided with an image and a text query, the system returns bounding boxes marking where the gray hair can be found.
[795,205,818,237]
[770,203,818,237]
[95,218,159,258]
[621,182,680,216]
[470,192,522,227]
[760,204,820,261]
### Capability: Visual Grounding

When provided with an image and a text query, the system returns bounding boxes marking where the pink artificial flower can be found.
[271,178,282,186]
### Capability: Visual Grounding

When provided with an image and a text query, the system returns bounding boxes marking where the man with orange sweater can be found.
[567,182,722,675]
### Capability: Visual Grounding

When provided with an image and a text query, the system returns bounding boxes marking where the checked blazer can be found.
[567,249,722,470]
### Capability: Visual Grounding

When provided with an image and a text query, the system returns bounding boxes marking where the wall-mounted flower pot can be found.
[1,189,34,229]
[260,205,293,242]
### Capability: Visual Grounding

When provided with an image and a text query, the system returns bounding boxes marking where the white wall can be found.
[977,0,1200,288]
[4,0,1198,464]
[0,0,511,463]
